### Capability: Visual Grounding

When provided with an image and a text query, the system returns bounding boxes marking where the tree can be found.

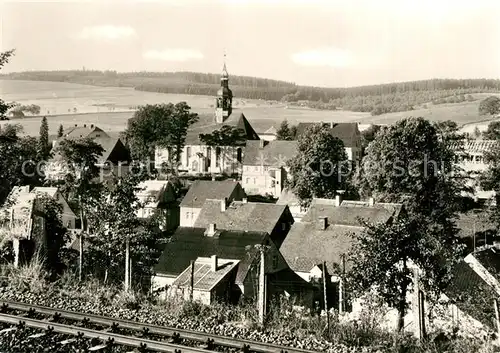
[479,96,500,116]
[353,117,465,330]
[480,143,500,233]
[8,104,41,118]
[349,215,461,332]
[57,124,64,138]
[276,120,296,140]
[483,121,500,140]
[38,116,50,160]
[86,170,159,287]
[0,50,16,121]
[125,102,198,163]
[199,125,247,174]
[473,126,482,139]
[361,124,381,149]
[287,124,348,206]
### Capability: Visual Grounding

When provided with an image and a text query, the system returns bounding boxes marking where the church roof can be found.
[185,112,260,145]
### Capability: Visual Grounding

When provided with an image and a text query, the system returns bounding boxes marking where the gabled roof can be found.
[472,248,500,283]
[301,199,402,226]
[180,180,244,208]
[154,227,269,285]
[456,211,495,239]
[280,198,402,274]
[171,257,240,291]
[31,187,58,198]
[263,126,277,135]
[51,136,129,165]
[194,200,290,235]
[184,112,260,145]
[136,180,176,207]
[295,122,360,147]
[62,125,108,139]
[242,140,297,166]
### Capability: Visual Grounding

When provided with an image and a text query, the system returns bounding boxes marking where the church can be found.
[155,62,260,176]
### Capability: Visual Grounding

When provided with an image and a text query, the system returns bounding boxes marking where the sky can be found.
[1,0,500,87]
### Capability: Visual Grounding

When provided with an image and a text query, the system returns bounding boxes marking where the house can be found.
[179,180,246,227]
[31,187,77,230]
[154,62,260,176]
[152,227,312,306]
[452,140,498,203]
[464,247,500,296]
[0,186,47,267]
[45,125,131,181]
[167,256,240,305]
[241,140,297,197]
[193,199,294,248]
[456,210,496,251]
[295,122,362,162]
[258,126,278,141]
[276,188,308,222]
[135,180,178,231]
[280,196,402,309]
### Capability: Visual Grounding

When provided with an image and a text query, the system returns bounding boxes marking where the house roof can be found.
[136,180,176,207]
[295,122,360,147]
[267,267,314,293]
[62,125,108,139]
[280,223,363,274]
[264,126,277,135]
[450,140,499,153]
[51,136,128,165]
[301,199,402,226]
[184,112,260,145]
[456,211,495,239]
[276,188,300,206]
[242,140,297,166]
[171,257,240,291]
[280,198,402,274]
[180,180,243,208]
[445,260,496,330]
[31,187,58,198]
[472,248,500,283]
[154,227,269,284]
[194,200,289,235]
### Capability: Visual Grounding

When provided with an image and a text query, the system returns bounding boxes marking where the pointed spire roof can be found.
[221,52,229,80]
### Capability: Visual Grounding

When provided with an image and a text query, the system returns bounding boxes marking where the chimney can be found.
[368,197,374,206]
[83,124,87,128]
[242,198,248,203]
[335,194,342,207]
[90,124,94,128]
[206,223,216,237]
[221,198,227,212]
[211,255,218,272]
[74,124,77,127]
[317,216,328,230]
[330,122,334,128]
[259,140,265,149]
[212,176,216,181]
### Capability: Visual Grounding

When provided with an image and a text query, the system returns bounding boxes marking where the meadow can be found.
[0,80,498,136]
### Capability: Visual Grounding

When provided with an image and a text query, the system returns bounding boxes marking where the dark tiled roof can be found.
[63,126,108,139]
[171,257,240,291]
[301,199,402,226]
[280,198,402,274]
[450,140,499,153]
[295,122,360,147]
[242,140,297,166]
[185,112,260,145]
[154,227,269,285]
[194,200,289,235]
[473,248,500,283]
[445,260,496,330]
[267,267,314,293]
[280,223,362,274]
[180,180,244,208]
[456,211,495,239]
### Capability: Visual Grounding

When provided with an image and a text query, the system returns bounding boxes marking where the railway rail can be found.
[0,300,319,353]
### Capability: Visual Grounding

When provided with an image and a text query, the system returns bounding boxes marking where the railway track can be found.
[0,300,319,353]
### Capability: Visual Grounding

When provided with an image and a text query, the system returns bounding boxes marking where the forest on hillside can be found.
[2,70,500,115]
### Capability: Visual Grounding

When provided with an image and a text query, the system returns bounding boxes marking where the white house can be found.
[135,180,179,231]
[31,187,77,229]
[241,140,297,197]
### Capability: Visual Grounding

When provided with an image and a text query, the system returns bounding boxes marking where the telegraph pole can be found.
[190,260,195,302]
[322,261,330,333]
[258,247,266,326]
[124,237,130,291]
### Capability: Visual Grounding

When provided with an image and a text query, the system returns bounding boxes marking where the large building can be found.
[155,62,260,176]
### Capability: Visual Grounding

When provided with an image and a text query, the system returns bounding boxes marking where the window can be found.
[237,148,242,163]
[253,178,256,184]
[186,147,191,166]
[245,178,249,184]
[272,255,278,269]
[216,147,221,167]
[281,222,287,231]
[254,166,259,172]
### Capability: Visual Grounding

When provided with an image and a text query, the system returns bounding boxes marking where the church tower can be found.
[215,58,232,123]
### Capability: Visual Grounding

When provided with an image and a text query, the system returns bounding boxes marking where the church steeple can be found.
[215,53,232,123]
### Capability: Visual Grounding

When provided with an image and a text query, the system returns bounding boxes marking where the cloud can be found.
[143,49,204,62]
[291,47,354,68]
[75,25,137,40]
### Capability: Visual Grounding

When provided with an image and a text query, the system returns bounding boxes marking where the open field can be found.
[1,80,499,136]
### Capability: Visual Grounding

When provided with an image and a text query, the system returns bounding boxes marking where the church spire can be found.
[215,52,232,123]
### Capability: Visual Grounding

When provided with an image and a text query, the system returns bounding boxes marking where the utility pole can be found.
[190,260,195,302]
[473,222,476,253]
[258,246,267,326]
[79,196,84,282]
[339,254,345,314]
[413,268,426,340]
[494,299,500,337]
[124,237,130,291]
[10,209,20,269]
[322,261,330,333]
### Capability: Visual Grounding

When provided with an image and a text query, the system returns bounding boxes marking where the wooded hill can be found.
[2,70,500,115]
